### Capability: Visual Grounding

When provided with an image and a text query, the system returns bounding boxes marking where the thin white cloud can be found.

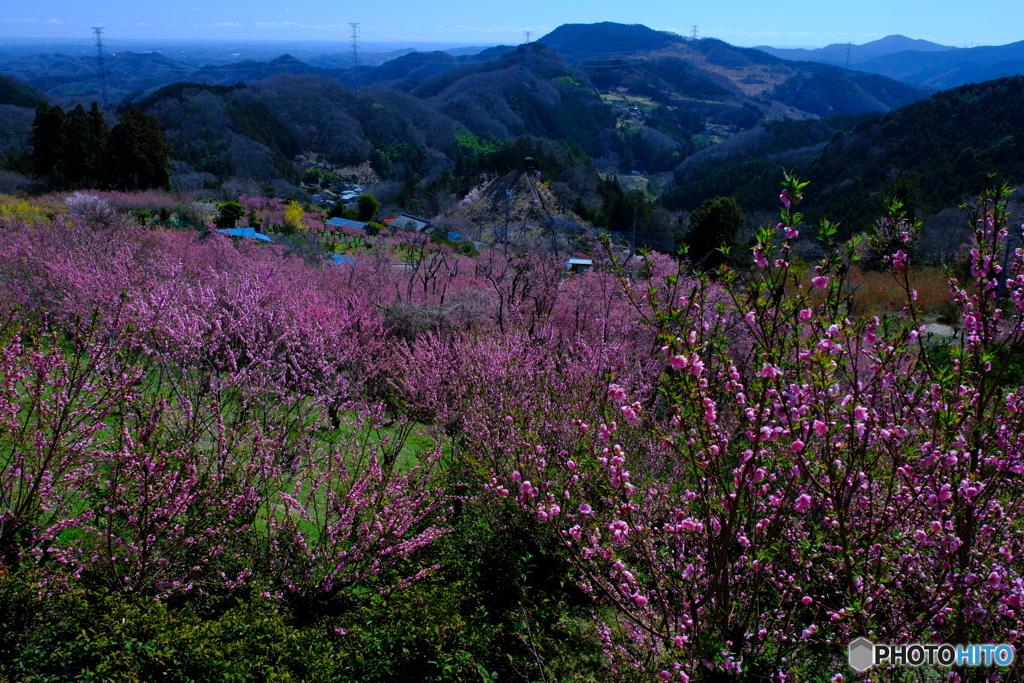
[254,21,348,29]
[250,21,548,36]
[4,17,62,23]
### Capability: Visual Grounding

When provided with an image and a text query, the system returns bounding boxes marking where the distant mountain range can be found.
[756,35,956,66]
[348,23,930,118]
[663,75,1024,238]
[756,35,1024,90]
[537,23,930,118]
[0,21,941,199]
[4,20,1021,230]
[0,22,930,125]
[2,20,1024,261]
[0,51,340,102]
[855,41,1024,89]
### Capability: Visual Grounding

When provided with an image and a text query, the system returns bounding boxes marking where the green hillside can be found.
[665,76,1024,236]
[0,74,46,107]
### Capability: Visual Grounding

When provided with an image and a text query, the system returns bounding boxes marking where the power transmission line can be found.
[92,27,110,108]
[349,23,361,68]
[846,41,852,69]
[691,25,699,41]
[523,30,532,43]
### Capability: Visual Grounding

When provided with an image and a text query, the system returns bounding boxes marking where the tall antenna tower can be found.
[846,41,853,69]
[349,23,361,68]
[92,27,110,108]
[691,25,699,41]
[523,30,532,43]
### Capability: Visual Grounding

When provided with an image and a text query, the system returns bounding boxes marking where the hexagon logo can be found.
[848,637,875,672]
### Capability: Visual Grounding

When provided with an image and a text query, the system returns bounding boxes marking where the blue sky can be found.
[3,0,1022,48]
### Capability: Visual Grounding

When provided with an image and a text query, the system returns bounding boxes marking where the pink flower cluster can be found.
[497,178,1024,680]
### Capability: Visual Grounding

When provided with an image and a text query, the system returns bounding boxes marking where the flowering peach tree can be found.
[497,176,1024,681]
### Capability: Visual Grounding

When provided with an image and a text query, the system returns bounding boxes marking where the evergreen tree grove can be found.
[28,103,168,191]
[29,102,67,185]
[106,110,171,191]
[685,195,744,270]
[87,103,109,184]
[64,105,92,188]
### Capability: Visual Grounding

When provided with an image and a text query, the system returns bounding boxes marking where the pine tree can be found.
[685,196,744,270]
[356,193,379,221]
[65,104,92,188]
[87,103,109,185]
[29,102,67,186]
[107,109,171,190]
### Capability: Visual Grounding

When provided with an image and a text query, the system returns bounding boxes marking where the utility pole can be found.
[92,27,110,108]
[523,30,532,43]
[691,25,699,41]
[349,23,361,68]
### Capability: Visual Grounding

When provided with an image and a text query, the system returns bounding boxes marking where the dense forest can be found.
[2,23,1024,247]
[0,23,933,197]
[665,76,1024,238]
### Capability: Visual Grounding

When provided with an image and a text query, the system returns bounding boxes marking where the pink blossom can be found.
[608,520,630,542]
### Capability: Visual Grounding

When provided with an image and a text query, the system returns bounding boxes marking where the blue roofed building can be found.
[325,217,369,231]
[216,227,273,242]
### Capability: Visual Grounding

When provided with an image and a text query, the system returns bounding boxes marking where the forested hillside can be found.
[665,76,1024,236]
[852,40,1024,90]
[6,22,1022,243]
[0,22,932,192]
